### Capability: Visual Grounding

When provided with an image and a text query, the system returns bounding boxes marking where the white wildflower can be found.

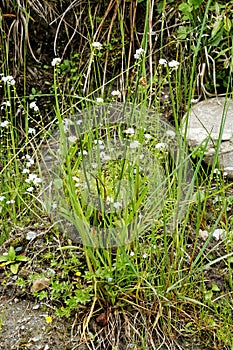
[212,229,225,241]
[22,168,30,174]
[51,57,61,66]
[68,135,78,143]
[72,176,80,182]
[76,120,82,125]
[134,48,145,59]
[130,251,135,257]
[106,196,114,203]
[124,128,135,135]
[144,133,152,139]
[96,97,104,103]
[94,139,104,145]
[129,140,140,149]
[113,201,122,209]
[27,186,34,192]
[78,150,88,156]
[155,142,166,149]
[28,127,36,134]
[0,196,6,201]
[213,168,221,175]
[26,158,34,168]
[25,173,42,185]
[0,120,10,128]
[1,101,11,110]
[168,60,180,68]
[159,58,167,65]
[6,199,15,204]
[111,90,121,97]
[142,253,147,259]
[2,75,15,85]
[107,277,113,282]
[29,101,39,112]
[92,42,103,49]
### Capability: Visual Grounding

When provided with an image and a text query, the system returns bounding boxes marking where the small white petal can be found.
[159,58,167,65]
[28,127,36,134]
[134,48,145,59]
[168,60,180,68]
[92,42,103,49]
[96,97,104,103]
[129,140,140,149]
[27,186,34,192]
[51,57,61,66]
[144,133,152,139]
[111,90,121,96]
[155,142,166,149]
[124,128,135,135]
[113,201,122,209]
[68,135,78,143]
[0,120,10,127]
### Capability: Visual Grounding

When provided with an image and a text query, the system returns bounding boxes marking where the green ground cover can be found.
[1,1,233,348]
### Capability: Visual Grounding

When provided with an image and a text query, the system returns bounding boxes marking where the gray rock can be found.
[183,97,233,177]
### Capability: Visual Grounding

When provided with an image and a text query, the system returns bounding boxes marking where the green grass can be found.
[1,0,233,348]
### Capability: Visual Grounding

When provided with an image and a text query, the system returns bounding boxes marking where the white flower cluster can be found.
[51,57,62,66]
[0,120,10,128]
[1,75,16,85]
[159,58,180,68]
[1,101,11,110]
[25,173,42,186]
[92,42,103,49]
[111,90,121,97]
[134,48,145,59]
[29,101,39,112]
[0,196,15,204]
[22,154,34,168]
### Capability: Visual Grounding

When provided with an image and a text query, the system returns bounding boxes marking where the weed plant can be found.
[1,0,233,348]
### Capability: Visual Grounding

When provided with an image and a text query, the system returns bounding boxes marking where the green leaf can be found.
[10,263,19,275]
[0,256,9,262]
[177,26,189,40]
[16,255,29,262]
[204,290,213,301]
[211,17,223,39]
[31,87,36,95]
[178,2,193,20]
[8,246,16,261]
[224,16,231,32]
[212,283,220,292]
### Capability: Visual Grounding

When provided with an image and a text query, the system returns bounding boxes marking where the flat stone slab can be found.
[183,97,233,177]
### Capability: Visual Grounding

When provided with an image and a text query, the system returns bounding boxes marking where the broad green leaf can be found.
[177,26,189,40]
[8,246,16,261]
[16,255,29,262]
[10,263,19,275]
[212,283,220,292]
[0,256,9,262]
